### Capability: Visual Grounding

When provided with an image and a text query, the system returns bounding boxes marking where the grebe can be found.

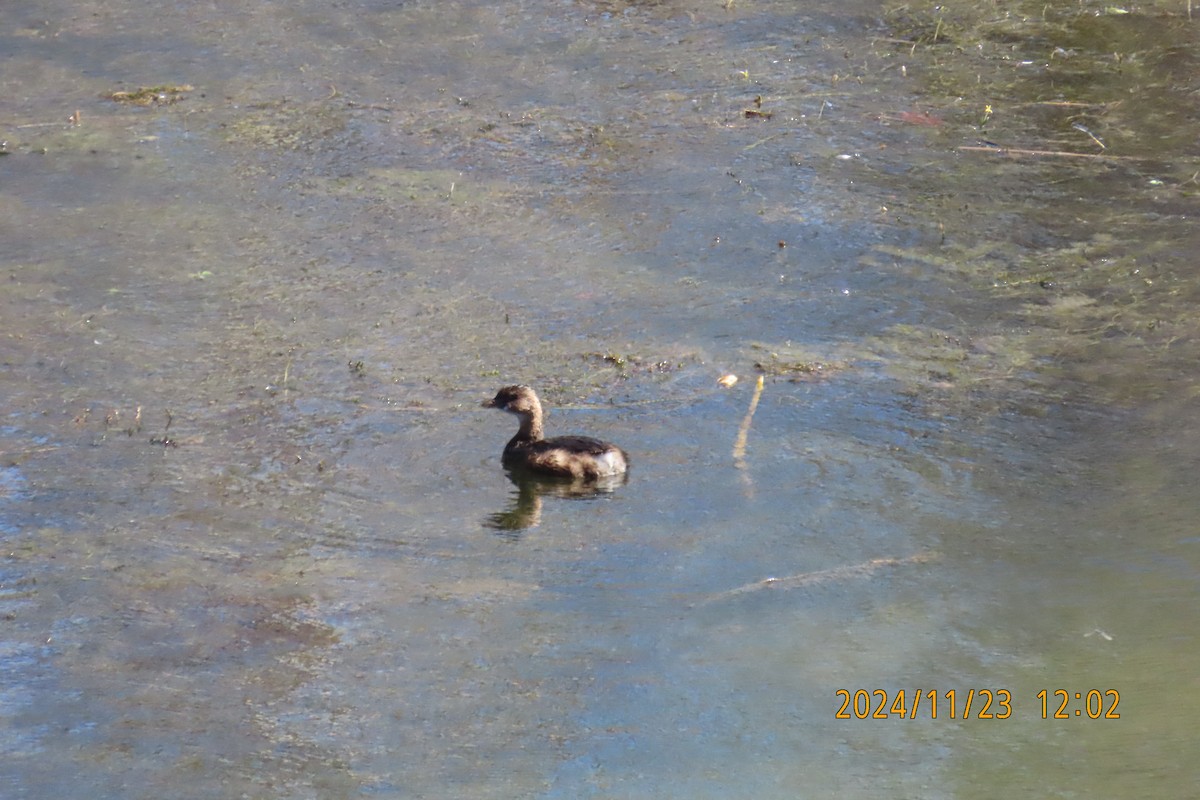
[483,385,628,480]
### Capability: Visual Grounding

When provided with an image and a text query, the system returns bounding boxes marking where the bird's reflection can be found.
[485,467,628,537]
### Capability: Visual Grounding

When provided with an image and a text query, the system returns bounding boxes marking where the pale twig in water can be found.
[744,132,787,151]
[959,144,1140,161]
[1071,122,1106,149]
[732,374,764,468]
[733,374,764,497]
[695,552,939,606]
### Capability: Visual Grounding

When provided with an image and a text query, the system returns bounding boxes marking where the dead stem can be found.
[732,374,764,467]
[695,552,939,606]
[959,145,1141,161]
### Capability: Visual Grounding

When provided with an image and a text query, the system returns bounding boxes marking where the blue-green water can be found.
[3,0,1198,796]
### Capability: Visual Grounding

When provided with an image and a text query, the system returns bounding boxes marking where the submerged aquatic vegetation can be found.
[106,84,194,105]
[748,342,850,382]
[225,98,348,151]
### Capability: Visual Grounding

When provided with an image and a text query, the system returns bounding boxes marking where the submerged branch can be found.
[696,551,939,606]
[732,374,764,467]
[958,144,1141,161]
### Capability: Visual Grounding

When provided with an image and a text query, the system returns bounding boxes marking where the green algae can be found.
[106,84,194,106]
[225,100,348,150]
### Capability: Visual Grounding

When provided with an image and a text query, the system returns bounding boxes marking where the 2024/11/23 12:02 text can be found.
[835,689,1121,720]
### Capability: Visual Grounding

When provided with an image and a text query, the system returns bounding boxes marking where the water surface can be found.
[3,0,1199,797]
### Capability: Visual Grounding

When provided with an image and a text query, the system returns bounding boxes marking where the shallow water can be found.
[3,0,1200,796]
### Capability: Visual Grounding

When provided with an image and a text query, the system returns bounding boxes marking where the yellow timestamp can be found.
[835,689,1012,719]
[1038,689,1120,719]
[834,689,1121,719]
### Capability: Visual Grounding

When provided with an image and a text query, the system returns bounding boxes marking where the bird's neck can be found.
[511,410,543,442]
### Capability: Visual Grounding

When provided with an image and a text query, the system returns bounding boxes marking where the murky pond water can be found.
[3,0,1199,796]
